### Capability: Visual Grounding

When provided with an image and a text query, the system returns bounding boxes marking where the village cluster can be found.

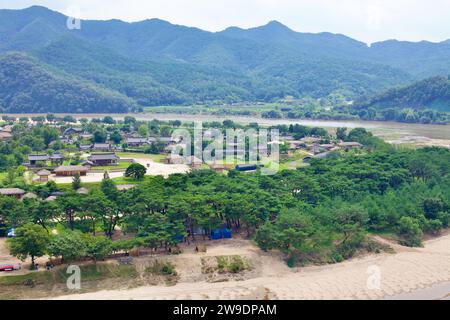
[0,117,364,202]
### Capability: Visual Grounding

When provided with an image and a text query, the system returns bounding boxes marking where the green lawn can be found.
[0,171,30,185]
[92,161,130,171]
[278,150,311,171]
[55,176,147,190]
[111,176,151,185]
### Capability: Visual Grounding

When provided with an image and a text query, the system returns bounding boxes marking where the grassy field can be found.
[278,150,311,171]
[92,161,130,171]
[111,176,151,185]
[54,176,150,190]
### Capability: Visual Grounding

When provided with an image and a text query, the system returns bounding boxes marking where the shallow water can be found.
[386,282,450,300]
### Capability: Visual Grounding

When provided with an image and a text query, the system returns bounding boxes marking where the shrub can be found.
[397,217,423,247]
[146,260,177,276]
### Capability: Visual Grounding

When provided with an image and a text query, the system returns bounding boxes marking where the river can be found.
[387,282,450,300]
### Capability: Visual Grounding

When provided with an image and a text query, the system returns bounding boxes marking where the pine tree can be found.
[72,173,81,190]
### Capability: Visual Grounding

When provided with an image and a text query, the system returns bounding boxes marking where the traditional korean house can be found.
[338,142,363,151]
[81,160,94,169]
[28,154,49,166]
[0,188,26,199]
[54,165,89,177]
[49,153,64,166]
[22,192,38,200]
[93,143,112,151]
[63,127,83,136]
[126,138,149,147]
[0,131,13,141]
[76,188,89,195]
[79,144,92,152]
[87,153,120,166]
[158,137,178,146]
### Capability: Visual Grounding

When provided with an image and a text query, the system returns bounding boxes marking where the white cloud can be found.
[1,0,450,43]
[365,4,385,30]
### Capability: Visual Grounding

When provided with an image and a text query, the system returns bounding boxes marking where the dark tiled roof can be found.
[88,153,120,161]
[50,154,64,159]
[28,155,49,161]
[93,143,111,148]
[64,127,83,134]
[127,138,148,143]
[339,142,363,147]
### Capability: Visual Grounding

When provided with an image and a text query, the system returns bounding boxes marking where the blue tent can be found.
[235,164,257,172]
[221,228,232,239]
[211,230,222,240]
[174,235,185,243]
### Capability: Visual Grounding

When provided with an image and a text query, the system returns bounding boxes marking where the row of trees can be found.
[8,224,114,269]
[263,105,450,124]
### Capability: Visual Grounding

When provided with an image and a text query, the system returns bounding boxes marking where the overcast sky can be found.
[2,0,450,44]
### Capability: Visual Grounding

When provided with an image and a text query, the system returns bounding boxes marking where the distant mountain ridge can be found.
[1,6,450,113]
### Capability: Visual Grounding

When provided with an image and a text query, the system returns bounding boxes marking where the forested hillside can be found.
[0,53,137,113]
[358,76,450,112]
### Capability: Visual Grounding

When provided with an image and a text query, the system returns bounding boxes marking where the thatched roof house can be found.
[0,188,26,199]
[54,165,89,177]
[76,187,89,195]
[22,192,38,200]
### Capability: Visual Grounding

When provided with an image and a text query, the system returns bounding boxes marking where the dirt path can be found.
[0,238,49,276]
[133,158,190,177]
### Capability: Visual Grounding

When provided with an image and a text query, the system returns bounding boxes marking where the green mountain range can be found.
[1,6,450,113]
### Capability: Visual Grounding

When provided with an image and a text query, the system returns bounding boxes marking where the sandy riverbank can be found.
[49,233,450,300]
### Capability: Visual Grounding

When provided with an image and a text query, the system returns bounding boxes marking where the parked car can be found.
[6,228,16,238]
[0,264,21,272]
